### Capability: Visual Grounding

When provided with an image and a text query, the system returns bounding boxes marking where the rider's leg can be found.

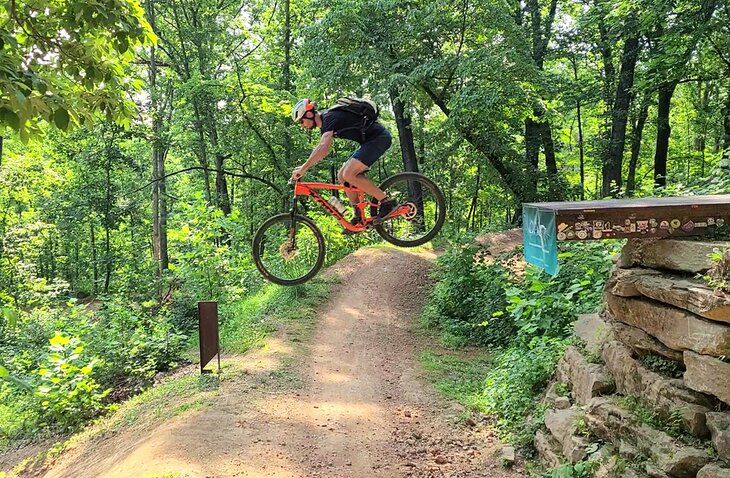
[337,162,370,235]
[339,159,386,204]
[343,128,396,225]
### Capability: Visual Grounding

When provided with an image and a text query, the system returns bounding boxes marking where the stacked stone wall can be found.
[536,239,730,478]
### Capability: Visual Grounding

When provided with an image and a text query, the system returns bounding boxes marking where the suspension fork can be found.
[288,188,299,245]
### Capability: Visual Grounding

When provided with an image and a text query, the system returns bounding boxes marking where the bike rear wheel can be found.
[252,213,326,286]
[374,172,446,247]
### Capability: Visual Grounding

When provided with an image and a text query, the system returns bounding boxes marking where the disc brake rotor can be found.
[279,240,299,261]
[403,202,418,220]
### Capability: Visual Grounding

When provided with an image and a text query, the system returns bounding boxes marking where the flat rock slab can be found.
[697,463,730,478]
[602,341,712,437]
[607,269,730,325]
[535,429,563,469]
[586,397,710,478]
[619,239,730,274]
[706,412,730,463]
[544,408,589,463]
[684,352,730,405]
[575,313,615,355]
[611,321,685,362]
[556,347,614,405]
[605,293,730,357]
[605,267,661,297]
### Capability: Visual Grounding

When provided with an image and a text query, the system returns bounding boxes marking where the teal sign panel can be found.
[523,205,559,276]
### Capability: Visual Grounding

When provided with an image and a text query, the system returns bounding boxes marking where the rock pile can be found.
[536,239,730,478]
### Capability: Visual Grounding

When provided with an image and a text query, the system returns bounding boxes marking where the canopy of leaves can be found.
[0,0,155,140]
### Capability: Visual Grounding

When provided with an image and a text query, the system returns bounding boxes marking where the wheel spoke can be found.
[375,173,445,247]
[253,214,325,285]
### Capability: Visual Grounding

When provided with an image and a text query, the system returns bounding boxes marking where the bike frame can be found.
[291,181,407,232]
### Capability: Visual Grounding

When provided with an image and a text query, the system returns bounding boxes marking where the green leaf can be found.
[0,108,20,130]
[117,36,129,54]
[54,107,70,130]
[1,365,32,390]
[50,333,70,346]
[1,307,18,327]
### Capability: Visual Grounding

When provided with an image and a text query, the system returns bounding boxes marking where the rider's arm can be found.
[300,131,333,172]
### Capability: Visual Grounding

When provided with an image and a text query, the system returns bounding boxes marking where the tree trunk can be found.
[722,88,730,151]
[422,85,527,208]
[146,0,169,274]
[192,102,213,203]
[651,0,716,189]
[522,0,558,202]
[540,121,561,199]
[104,223,112,294]
[467,163,481,230]
[654,81,677,189]
[389,87,419,173]
[603,31,640,197]
[596,2,617,185]
[390,87,424,222]
[524,117,540,200]
[209,124,232,215]
[104,155,112,294]
[569,56,586,200]
[597,8,616,115]
[90,220,98,296]
[627,97,650,196]
[282,0,292,168]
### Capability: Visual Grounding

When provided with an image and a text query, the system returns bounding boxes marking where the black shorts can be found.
[351,128,392,167]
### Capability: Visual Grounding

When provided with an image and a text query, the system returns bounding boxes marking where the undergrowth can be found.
[0,276,334,452]
[420,236,617,451]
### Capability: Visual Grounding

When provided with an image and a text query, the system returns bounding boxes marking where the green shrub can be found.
[422,244,514,347]
[507,242,615,339]
[87,300,188,390]
[34,333,110,429]
[482,336,569,447]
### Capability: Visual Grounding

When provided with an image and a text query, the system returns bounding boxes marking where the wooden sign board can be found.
[522,194,730,273]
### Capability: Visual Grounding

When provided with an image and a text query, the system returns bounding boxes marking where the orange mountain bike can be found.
[252,172,446,285]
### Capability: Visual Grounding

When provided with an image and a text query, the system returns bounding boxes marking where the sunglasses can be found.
[298,111,314,124]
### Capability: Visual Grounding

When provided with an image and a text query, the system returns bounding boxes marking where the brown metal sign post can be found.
[198,301,221,374]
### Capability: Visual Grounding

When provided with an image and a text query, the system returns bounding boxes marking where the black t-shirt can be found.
[320,109,383,144]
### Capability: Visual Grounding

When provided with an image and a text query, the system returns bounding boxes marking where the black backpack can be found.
[329,97,379,141]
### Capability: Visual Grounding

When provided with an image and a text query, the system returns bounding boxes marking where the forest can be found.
[2,0,730,473]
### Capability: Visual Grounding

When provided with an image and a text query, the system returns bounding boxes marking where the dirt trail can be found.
[21,247,525,478]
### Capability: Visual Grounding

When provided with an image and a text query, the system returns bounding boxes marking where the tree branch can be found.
[421,83,450,116]
[126,167,284,196]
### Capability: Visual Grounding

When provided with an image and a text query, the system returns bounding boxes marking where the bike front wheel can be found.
[252,213,326,286]
[375,172,446,247]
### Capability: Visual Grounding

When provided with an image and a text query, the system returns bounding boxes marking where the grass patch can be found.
[420,349,492,412]
[8,372,219,477]
[219,277,333,354]
[612,394,709,447]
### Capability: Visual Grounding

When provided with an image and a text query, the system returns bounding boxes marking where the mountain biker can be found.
[289,98,396,230]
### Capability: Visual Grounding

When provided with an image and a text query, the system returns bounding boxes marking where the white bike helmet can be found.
[292,98,315,122]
